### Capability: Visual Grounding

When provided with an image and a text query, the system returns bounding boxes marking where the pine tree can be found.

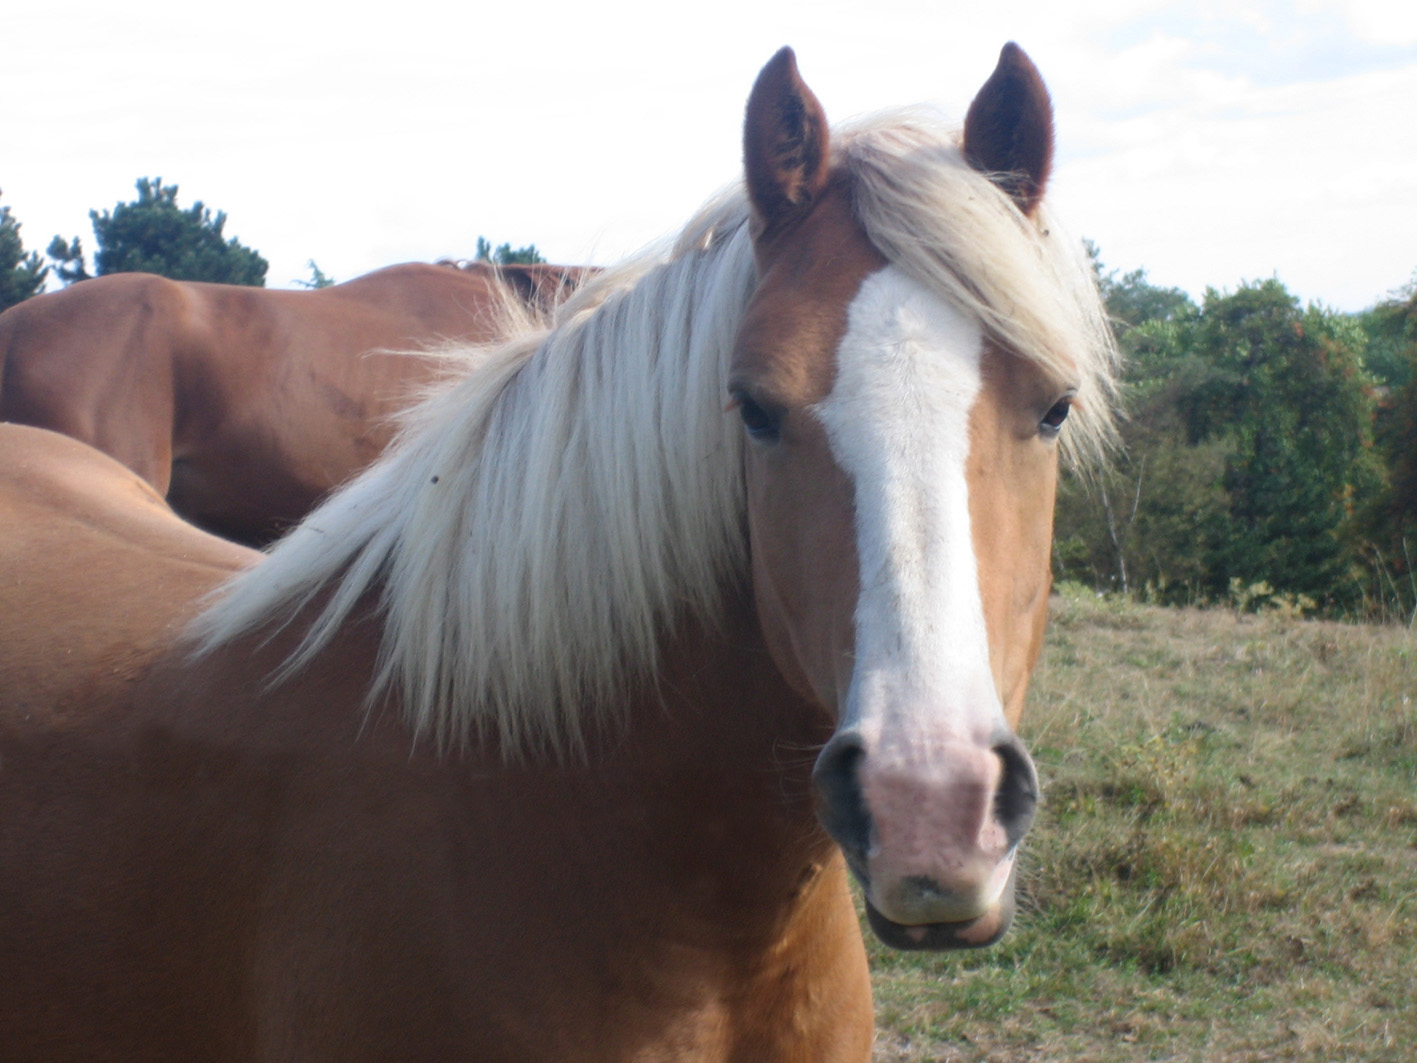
[474,236,546,265]
[0,190,49,312]
[49,178,267,287]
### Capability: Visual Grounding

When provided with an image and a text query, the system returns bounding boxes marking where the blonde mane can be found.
[192,109,1118,757]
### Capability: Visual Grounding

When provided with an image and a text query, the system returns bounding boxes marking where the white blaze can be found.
[812,265,1006,753]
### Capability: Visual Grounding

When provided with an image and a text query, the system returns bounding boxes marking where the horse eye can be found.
[1040,397,1072,437]
[731,391,781,442]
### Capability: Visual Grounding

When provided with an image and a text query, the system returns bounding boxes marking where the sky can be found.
[5,0,1415,312]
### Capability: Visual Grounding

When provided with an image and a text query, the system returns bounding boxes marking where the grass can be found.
[868,584,1417,1062]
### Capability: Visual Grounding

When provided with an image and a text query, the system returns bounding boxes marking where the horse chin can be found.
[864,895,1014,951]
[862,870,1018,951]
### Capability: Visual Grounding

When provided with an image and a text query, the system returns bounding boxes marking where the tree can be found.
[1186,282,1380,603]
[1360,276,1416,393]
[49,177,267,287]
[1053,308,1234,600]
[1055,249,1207,595]
[0,190,48,312]
[45,235,90,285]
[1053,269,1384,611]
[474,236,546,266]
[1099,267,1194,335]
[294,260,336,289]
[1359,278,1417,615]
[1085,241,1194,330]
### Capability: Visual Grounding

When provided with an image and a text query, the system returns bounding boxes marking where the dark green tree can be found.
[49,178,267,286]
[45,235,90,284]
[294,260,336,289]
[0,190,49,312]
[1360,278,1416,393]
[1055,251,1206,594]
[1359,278,1417,615]
[1099,267,1194,335]
[1053,308,1232,599]
[1054,271,1384,611]
[1187,282,1380,602]
[474,236,546,266]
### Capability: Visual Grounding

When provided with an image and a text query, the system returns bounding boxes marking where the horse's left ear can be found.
[963,43,1054,217]
[744,47,831,236]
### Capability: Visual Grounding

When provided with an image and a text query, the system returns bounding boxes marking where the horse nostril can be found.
[992,736,1039,849]
[812,733,871,867]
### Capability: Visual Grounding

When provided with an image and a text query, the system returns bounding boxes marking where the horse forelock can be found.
[190,110,1118,760]
[835,109,1120,469]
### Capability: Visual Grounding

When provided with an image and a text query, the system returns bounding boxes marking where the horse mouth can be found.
[863,890,1016,950]
[858,856,1020,951]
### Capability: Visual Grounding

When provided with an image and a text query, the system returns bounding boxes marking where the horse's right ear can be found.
[743,47,830,237]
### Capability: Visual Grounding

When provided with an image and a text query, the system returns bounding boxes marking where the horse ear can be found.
[963,43,1054,216]
[744,47,831,235]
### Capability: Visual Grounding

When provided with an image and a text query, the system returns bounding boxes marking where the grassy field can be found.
[868,585,1416,1062]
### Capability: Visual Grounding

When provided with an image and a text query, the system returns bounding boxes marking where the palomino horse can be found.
[0,44,1116,1061]
[0,260,588,545]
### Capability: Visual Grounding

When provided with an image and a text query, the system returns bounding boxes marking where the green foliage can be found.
[294,259,336,289]
[50,177,267,287]
[1358,274,1416,391]
[1056,256,1394,616]
[1099,265,1194,334]
[1192,282,1379,600]
[0,190,48,312]
[474,235,546,265]
[1359,279,1417,619]
[45,234,90,285]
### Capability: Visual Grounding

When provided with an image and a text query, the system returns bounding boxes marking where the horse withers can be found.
[0,260,588,545]
[0,43,1116,1061]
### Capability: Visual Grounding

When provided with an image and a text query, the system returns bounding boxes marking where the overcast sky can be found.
[6,0,1415,311]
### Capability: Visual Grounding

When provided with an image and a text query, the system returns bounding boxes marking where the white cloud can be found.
[1054,61,1417,308]
[5,0,1415,310]
[1312,0,1417,46]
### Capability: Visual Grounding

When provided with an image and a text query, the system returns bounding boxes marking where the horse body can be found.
[0,262,582,544]
[0,44,1116,1061]
[1,546,869,1060]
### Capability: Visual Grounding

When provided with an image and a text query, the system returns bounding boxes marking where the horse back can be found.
[162,264,523,542]
[0,423,257,714]
[0,264,568,545]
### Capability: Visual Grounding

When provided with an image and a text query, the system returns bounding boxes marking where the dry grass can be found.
[869,585,1416,1062]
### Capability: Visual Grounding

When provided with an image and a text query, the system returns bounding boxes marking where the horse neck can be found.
[617,578,831,791]
[341,584,869,1047]
[564,578,849,944]
[257,574,838,879]
[295,577,844,944]
[170,577,868,1047]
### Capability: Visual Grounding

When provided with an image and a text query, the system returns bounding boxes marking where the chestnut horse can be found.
[0,260,588,544]
[0,44,1117,1061]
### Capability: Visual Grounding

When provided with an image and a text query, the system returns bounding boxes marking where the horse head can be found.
[734,44,1085,949]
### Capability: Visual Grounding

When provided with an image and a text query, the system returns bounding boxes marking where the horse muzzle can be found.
[812,725,1038,950]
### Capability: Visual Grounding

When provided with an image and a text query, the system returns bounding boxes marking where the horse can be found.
[0,260,590,545]
[0,43,1117,1061]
